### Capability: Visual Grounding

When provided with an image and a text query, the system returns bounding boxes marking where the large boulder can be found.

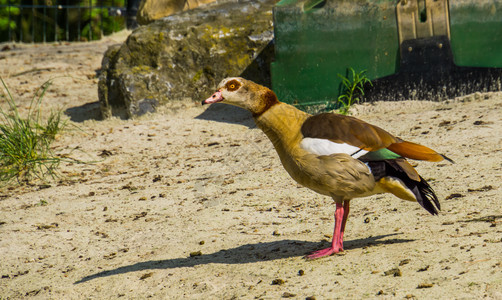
[99,0,276,119]
[137,0,217,25]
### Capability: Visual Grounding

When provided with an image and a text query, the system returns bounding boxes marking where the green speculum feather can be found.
[360,148,401,161]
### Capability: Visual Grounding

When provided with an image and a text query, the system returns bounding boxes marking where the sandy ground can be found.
[0,31,501,299]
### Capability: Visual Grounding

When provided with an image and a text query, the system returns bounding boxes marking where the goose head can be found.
[202,77,278,116]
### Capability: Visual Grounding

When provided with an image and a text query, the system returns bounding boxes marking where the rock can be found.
[137,0,217,25]
[99,0,275,119]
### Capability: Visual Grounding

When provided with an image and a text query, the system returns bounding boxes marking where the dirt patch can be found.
[0,31,501,299]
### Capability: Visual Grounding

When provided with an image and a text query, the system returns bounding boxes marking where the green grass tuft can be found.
[0,77,68,184]
[326,68,372,115]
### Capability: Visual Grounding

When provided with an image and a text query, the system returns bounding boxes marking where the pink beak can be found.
[202,90,224,105]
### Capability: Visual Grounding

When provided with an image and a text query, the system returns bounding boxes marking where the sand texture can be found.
[0,32,501,299]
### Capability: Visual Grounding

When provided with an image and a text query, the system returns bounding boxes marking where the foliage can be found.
[326,68,372,115]
[81,5,125,41]
[0,78,71,184]
[0,1,19,32]
[0,0,126,42]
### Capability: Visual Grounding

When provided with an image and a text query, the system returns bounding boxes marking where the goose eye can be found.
[226,80,241,91]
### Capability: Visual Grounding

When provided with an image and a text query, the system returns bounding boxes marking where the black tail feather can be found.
[412,175,440,215]
[367,159,441,215]
[441,154,455,164]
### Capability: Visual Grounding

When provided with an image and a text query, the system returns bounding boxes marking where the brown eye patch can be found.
[225,79,241,92]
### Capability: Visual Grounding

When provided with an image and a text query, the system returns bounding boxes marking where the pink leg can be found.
[340,201,350,242]
[306,201,350,259]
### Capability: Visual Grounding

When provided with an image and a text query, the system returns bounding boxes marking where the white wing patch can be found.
[300,137,368,158]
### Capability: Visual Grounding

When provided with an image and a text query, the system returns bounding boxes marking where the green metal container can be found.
[450,1,502,68]
[271,0,502,104]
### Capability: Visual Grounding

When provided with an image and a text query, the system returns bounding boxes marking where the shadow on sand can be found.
[65,101,102,122]
[195,102,256,128]
[75,233,413,284]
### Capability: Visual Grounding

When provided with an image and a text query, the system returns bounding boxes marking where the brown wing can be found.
[301,113,400,151]
[301,113,449,162]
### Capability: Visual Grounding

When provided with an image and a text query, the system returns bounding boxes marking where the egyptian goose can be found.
[202,77,451,259]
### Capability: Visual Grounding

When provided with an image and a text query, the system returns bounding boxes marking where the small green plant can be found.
[327,68,372,115]
[37,199,48,206]
[0,77,67,184]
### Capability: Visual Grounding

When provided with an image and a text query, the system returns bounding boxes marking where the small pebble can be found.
[282,292,296,298]
[417,265,429,272]
[271,278,285,285]
[139,272,153,280]
[383,268,402,277]
[417,283,434,289]
[298,269,305,276]
[399,259,410,266]
[189,251,202,257]
[445,193,463,200]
